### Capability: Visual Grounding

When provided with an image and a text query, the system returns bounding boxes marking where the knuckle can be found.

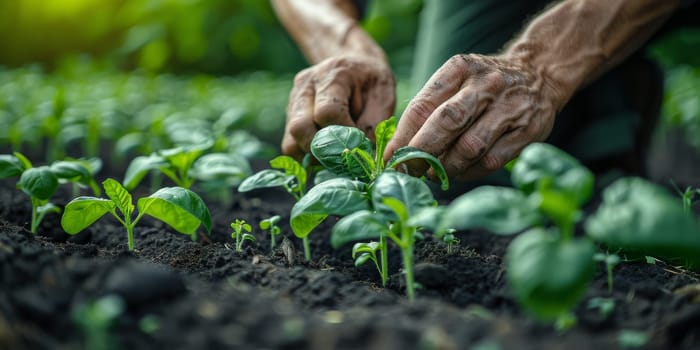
[456,133,488,159]
[287,118,310,139]
[293,69,311,85]
[480,153,504,171]
[435,103,468,131]
[406,98,436,125]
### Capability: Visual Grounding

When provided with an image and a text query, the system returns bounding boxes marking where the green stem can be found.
[379,234,388,287]
[126,224,135,251]
[30,198,39,234]
[347,150,374,180]
[270,232,276,251]
[402,245,415,301]
[607,264,614,293]
[560,219,574,242]
[302,236,311,261]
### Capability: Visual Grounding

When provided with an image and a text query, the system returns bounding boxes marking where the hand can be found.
[384,53,566,181]
[282,55,396,158]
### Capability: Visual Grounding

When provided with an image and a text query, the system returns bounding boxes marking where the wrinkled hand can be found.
[282,55,396,158]
[384,53,565,181]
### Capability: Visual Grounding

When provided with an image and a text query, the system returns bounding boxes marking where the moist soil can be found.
[1,171,699,350]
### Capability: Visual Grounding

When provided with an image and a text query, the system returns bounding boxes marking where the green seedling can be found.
[0,152,100,233]
[239,154,312,260]
[72,294,125,350]
[442,229,459,254]
[259,215,282,251]
[61,178,212,251]
[230,219,256,252]
[289,117,448,271]
[594,252,621,293]
[670,181,700,213]
[352,241,383,276]
[587,297,616,317]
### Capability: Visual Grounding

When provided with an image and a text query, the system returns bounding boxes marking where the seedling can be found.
[0,152,100,233]
[290,118,449,297]
[594,252,621,293]
[230,219,256,252]
[72,294,125,350]
[587,297,616,317]
[259,215,282,250]
[239,155,312,259]
[442,229,459,254]
[61,178,212,251]
[352,241,383,276]
[670,181,699,213]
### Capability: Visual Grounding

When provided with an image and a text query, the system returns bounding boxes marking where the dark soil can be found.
[1,172,699,350]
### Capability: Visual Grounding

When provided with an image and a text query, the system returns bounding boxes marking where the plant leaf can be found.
[123,154,168,190]
[238,169,292,192]
[585,177,700,268]
[50,161,91,181]
[371,171,435,222]
[354,253,373,267]
[507,228,596,320]
[0,154,23,179]
[374,116,397,169]
[103,178,134,218]
[138,187,212,237]
[61,197,116,234]
[12,152,33,170]
[190,153,252,183]
[159,142,210,177]
[310,125,373,180]
[406,206,444,232]
[387,146,449,191]
[290,178,370,238]
[437,186,542,235]
[511,143,594,205]
[270,155,307,191]
[18,166,59,200]
[331,210,386,248]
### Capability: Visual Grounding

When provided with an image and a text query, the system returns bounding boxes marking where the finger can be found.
[401,89,491,175]
[383,55,469,162]
[283,83,317,155]
[313,70,355,128]
[355,81,396,141]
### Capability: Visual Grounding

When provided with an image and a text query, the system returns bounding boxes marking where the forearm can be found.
[271,0,386,63]
[503,0,679,109]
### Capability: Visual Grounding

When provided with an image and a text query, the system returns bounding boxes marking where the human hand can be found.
[384,53,566,181]
[282,55,396,158]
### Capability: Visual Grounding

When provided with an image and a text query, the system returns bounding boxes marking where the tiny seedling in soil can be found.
[230,219,256,252]
[72,294,125,350]
[259,215,281,251]
[0,152,101,233]
[594,252,621,293]
[238,154,312,260]
[61,178,212,251]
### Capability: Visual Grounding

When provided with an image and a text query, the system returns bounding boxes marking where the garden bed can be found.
[1,174,699,350]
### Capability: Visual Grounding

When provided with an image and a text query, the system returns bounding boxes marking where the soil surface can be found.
[1,170,699,350]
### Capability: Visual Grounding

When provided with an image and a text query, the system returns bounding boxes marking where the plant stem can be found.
[270,232,276,251]
[379,234,388,287]
[126,224,135,251]
[607,264,614,293]
[402,246,415,301]
[30,198,39,234]
[302,236,311,261]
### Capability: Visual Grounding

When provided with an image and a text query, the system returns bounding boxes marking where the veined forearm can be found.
[271,0,386,63]
[504,0,679,109]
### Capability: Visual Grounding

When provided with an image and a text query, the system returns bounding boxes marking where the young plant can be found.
[61,178,212,251]
[230,219,256,252]
[594,252,621,293]
[352,241,382,276]
[72,294,125,350]
[0,152,99,233]
[238,154,312,259]
[259,215,281,251]
[671,182,700,214]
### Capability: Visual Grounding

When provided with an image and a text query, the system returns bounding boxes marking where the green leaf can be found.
[310,125,373,180]
[18,167,59,200]
[313,169,337,185]
[438,186,542,235]
[242,233,256,242]
[585,177,700,268]
[290,178,370,238]
[50,161,91,181]
[0,154,23,179]
[406,206,444,232]
[354,253,373,267]
[12,152,33,170]
[138,187,212,236]
[331,210,386,248]
[190,153,252,182]
[270,155,307,190]
[371,171,435,222]
[374,116,397,169]
[103,179,134,218]
[259,215,281,229]
[159,142,210,176]
[507,228,596,320]
[123,154,168,190]
[238,169,292,192]
[61,197,116,234]
[387,146,449,191]
[352,241,381,258]
[511,143,594,205]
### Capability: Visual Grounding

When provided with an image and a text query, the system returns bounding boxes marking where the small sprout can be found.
[594,252,621,293]
[72,294,125,350]
[618,330,648,349]
[61,179,212,251]
[352,242,384,281]
[231,219,256,252]
[442,229,459,254]
[587,297,616,317]
[259,215,282,251]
